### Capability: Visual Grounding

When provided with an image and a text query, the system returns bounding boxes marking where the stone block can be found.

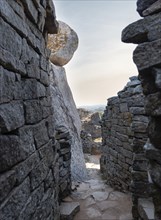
[142,0,161,16]
[0,170,16,203]
[29,189,53,220]
[41,97,52,119]
[38,140,55,166]
[60,202,80,220]
[0,66,15,103]
[0,135,31,172]
[116,132,129,142]
[0,0,28,37]
[33,120,50,148]
[22,79,46,100]
[40,55,48,71]
[122,12,161,43]
[26,63,40,79]
[137,0,158,16]
[40,70,50,86]
[153,68,161,89]
[0,17,22,59]
[44,169,55,190]
[18,184,44,220]
[21,0,38,24]
[138,198,154,220]
[14,152,40,184]
[24,100,42,124]
[133,158,148,172]
[132,170,148,182]
[130,107,146,115]
[0,101,25,133]
[145,141,161,164]
[131,181,150,197]
[19,125,36,154]
[63,152,71,161]
[133,39,161,71]
[30,160,49,191]
[0,178,30,220]
[150,162,161,188]
[145,92,161,116]
[148,117,161,149]
[131,121,148,133]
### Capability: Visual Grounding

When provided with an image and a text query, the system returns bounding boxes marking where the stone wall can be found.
[55,127,72,200]
[122,0,161,219]
[101,77,149,193]
[0,1,60,219]
[49,64,88,182]
[48,21,87,182]
[78,108,102,155]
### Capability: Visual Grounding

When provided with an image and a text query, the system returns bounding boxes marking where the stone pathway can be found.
[63,154,132,220]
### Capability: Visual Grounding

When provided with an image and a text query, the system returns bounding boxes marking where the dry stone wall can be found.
[101,77,149,193]
[49,64,88,182]
[78,108,102,155]
[0,1,66,219]
[122,0,161,219]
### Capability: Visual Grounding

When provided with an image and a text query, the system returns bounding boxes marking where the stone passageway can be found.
[61,155,132,220]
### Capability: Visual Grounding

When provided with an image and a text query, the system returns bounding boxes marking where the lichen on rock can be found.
[47,21,79,66]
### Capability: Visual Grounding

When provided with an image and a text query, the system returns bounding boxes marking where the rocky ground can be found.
[62,154,132,220]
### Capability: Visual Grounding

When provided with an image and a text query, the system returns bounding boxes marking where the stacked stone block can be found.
[101,77,149,193]
[0,1,63,219]
[55,127,72,200]
[122,0,161,219]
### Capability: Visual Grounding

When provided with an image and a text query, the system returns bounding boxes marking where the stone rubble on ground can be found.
[63,155,132,220]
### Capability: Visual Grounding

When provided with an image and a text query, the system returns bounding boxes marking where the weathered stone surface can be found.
[137,0,158,16]
[14,152,40,184]
[133,39,161,71]
[50,64,87,181]
[0,178,30,220]
[0,67,15,103]
[145,92,161,116]
[33,120,50,148]
[122,1,161,218]
[142,0,161,16]
[0,170,16,203]
[60,202,80,220]
[18,184,44,220]
[0,135,30,172]
[0,17,22,59]
[92,191,109,201]
[78,108,102,155]
[86,207,102,218]
[148,117,161,148]
[138,198,155,220]
[48,21,78,66]
[101,76,149,193]
[144,140,161,164]
[122,13,161,44]
[30,160,49,191]
[0,1,60,220]
[0,101,25,133]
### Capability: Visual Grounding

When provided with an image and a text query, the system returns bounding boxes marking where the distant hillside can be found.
[77,105,105,113]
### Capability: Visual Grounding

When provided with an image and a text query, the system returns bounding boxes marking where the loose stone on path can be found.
[69,154,133,220]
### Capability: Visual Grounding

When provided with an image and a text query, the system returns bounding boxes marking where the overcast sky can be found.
[54,0,140,106]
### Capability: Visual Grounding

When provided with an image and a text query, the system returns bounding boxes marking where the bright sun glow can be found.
[86,162,100,170]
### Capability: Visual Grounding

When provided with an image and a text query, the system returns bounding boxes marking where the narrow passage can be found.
[65,154,132,220]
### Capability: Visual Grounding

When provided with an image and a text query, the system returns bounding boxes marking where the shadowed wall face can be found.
[101,77,149,195]
[122,0,161,219]
[0,1,61,219]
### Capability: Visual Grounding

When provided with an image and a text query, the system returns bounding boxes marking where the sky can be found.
[53,0,140,106]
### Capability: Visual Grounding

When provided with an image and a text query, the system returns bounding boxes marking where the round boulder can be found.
[47,21,78,66]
